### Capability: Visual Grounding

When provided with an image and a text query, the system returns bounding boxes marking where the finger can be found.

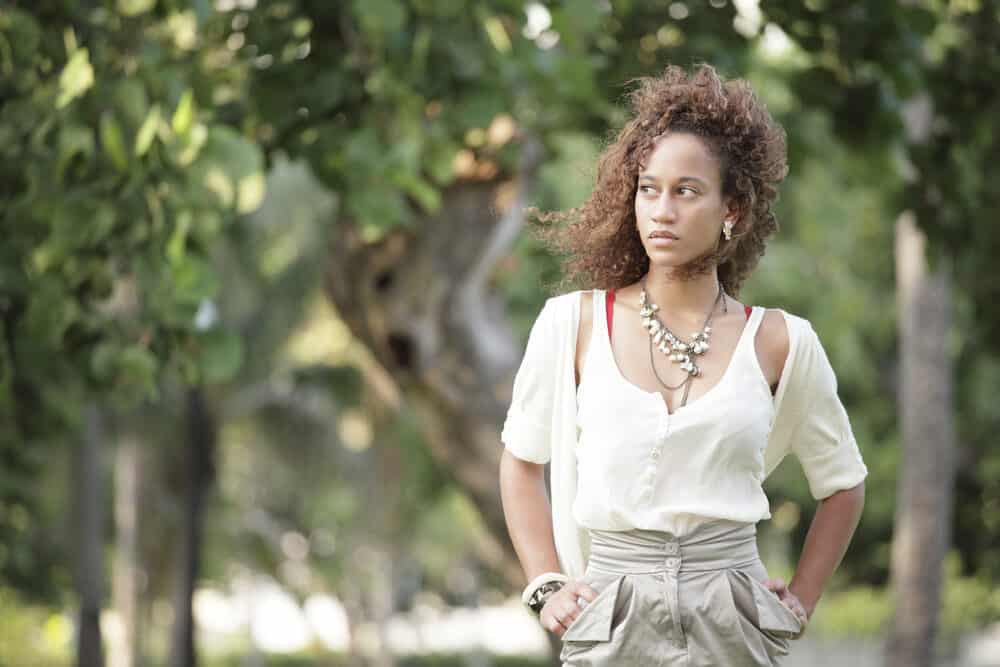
[577,583,600,603]
[557,600,579,627]
[547,609,568,633]
[763,577,786,593]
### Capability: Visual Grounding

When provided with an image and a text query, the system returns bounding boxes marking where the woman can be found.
[498,63,867,666]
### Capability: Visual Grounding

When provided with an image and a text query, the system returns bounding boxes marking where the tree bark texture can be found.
[887,212,957,667]
[76,402,106,667]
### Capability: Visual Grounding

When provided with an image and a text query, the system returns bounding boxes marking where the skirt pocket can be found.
[559,572,629,664]
[723,567,802,660]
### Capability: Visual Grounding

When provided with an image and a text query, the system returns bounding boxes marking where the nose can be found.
[650,192,677,222]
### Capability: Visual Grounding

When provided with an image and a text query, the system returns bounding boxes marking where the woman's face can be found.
[634,131,733,270]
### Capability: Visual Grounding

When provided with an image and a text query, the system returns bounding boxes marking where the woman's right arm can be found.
[499,450,598,636]
[499,451,562,579]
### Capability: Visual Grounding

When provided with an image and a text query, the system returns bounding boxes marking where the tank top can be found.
[573,288,776,536]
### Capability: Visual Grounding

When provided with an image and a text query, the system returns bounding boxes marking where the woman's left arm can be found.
[760,311,869,622]
[786,480,865,617]
[764,481,865,624]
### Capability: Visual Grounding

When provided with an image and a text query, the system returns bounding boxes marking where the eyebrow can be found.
[638,173,708,187]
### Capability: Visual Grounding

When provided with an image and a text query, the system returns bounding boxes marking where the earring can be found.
[723,219,733,241]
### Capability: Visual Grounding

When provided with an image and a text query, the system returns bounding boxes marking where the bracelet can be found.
[521,571,569,606]
[526,580,565,615]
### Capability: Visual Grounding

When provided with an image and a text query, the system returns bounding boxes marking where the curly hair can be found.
[530,62,788,297]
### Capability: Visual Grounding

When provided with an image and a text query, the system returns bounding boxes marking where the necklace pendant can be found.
[680,359,697,375]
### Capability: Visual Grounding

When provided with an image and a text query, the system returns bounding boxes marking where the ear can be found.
[723,197,744,225]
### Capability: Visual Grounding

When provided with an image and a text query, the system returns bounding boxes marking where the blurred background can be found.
[1,1,998,666]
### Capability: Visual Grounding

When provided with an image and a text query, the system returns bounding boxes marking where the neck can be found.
[641,267,725,319]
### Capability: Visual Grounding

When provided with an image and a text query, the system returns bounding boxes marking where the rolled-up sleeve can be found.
[785,324,869,500]
[500,300,557,464]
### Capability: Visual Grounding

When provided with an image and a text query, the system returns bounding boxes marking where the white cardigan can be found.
[500,290,869,580]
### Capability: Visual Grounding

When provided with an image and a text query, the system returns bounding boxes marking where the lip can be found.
[649,232,679,245]
[649,231,679,240]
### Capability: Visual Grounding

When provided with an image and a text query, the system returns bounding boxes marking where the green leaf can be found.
[186,126,265,213]
[22,278,79,347]
[56,48,94,109]
[135,104,161,156]
[197,328,244,383]
[115,345,159,403]
[166,210,192,264]
[391,171,441,213]
[172,89,195,135]
[88,203,117,246]
[425,141,458,185]
[90,342,119,381]
[352,0,406,36]
[171,255,218,305]
[118,0,157,18]
[346,180,409,227]
[100,112,129,171]
[113,78,149,127]
[167,122,207,166]
[55,124,95,183]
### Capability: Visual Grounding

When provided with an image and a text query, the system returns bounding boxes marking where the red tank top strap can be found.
[606,289,615,337]
[745,304,752,320]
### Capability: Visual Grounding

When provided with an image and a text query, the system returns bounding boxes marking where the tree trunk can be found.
[75,402,106,667]
[886,212,957,667]
[170,386,217,667]
[112,429,143,667]
[321,141,542,596]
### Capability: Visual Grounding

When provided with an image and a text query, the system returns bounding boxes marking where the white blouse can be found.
[574,289,776,536]
[500,289,869,579]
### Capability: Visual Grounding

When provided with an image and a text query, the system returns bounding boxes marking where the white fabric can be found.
[573,289,775,535]
[500,289,869,580]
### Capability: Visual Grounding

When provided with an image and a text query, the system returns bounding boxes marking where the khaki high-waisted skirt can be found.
[559,519,804,666]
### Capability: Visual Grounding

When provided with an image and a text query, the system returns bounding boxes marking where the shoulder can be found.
[546,289,587,309]
[539,289,587,326]
[757,307,814,347]
[755,307,817,382]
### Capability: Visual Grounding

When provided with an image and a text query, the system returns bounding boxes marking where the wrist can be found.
[526,580,565,614]
[788,581,817,618]
[522,572,568,614]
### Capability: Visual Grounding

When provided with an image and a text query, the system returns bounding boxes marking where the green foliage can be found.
[0,586,72,667]
[762,0,1000,585]
[810,550,1000,640]
[3,0,999,634]
[0,3,263,594]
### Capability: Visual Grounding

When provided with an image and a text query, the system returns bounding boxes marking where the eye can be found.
[638,185,657,195]
[677,186,698,196]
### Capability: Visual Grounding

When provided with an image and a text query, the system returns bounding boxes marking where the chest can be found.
[576,291,778,415]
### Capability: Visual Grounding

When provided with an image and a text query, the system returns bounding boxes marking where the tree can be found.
[0,4,264,663]
[761,1,1000,662]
